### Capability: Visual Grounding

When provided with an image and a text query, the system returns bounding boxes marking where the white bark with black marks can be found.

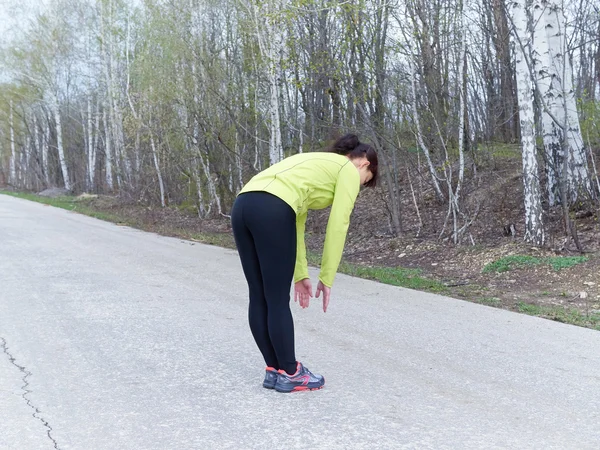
[103,105,114,190]
[50,93,71,191]
[532,0,592,204]
[42,116,50,186]
[510,0,545,245]
[149,131,166,208]
[9,101,17,185]
[87,97,97,191]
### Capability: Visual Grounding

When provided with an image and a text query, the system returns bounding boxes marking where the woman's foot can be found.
[275,362,325,392]
[263,367,278,389]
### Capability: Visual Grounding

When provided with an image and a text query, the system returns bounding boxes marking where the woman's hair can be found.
[328,134,378,187]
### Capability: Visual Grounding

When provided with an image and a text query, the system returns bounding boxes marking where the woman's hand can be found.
[315,281,331,313]
[294,278,313,308]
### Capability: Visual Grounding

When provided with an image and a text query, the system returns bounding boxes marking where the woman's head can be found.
[328,134,378,187]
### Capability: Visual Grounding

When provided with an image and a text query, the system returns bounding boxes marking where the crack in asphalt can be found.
[1,337,60,449]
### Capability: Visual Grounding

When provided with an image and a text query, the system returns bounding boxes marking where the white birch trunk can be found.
[268,68,283,164]
[511,0,545,245]
[125,8,138,183]
[254,72,261,171]
[451,22,467,243]
[42,117,50,185]
[235,130,243,191]
[9,101,17,185]
[126,24,141,184]
[561,27,592,199]
[532,0,561,205]
[103,105,114,190]
[51,94,71,191]
[149,131,166,208]
[199,151,222,215]
[87,97,97,191]
[533,0,592,204]
[100,0,128,190]
[24,127,31,189]
[93,98,101,179]
[194,161,207,218]
[109,2,128,185]
[33,113,39,188]
[252,0,284,165]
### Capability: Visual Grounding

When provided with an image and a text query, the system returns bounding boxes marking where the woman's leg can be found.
[231,194,279,369]
[240,192,298,375]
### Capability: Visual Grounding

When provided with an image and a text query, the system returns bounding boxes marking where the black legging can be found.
[231,191,297,375]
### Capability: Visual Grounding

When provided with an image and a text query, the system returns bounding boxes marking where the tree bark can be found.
[510,0,545,245]
[9,100,17,185]
[103,105,114,191]
[50,93,72,191]
[532,0,592,204]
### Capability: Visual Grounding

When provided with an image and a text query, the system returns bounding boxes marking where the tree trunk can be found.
[533,0,592,204]
[33,113,40,189]
[9,101,17,185]
[492,0,519,142]
[103,105,114,191]
[87,97,97,191]
[42,115,50,186]
[252,0,284,165]
[149,131,166,208]
[510,0,545,245]
[51,94,71,191]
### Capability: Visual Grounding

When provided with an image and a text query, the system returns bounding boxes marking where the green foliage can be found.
[307,250,446,292]
[516,302,600,330]
[579,99,600,147]
[188,232,236,249]
[489,143,521,159]
[477,297,501,307]
[483,255,588,273]
[547,256,589,271]
[483,255,541,272]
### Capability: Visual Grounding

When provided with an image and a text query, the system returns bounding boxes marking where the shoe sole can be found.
[274,380,325,393]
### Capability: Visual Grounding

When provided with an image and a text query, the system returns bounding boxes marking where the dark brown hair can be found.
[328,134,378,187]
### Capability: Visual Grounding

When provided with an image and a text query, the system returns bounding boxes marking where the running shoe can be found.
[275,362,325,393]
[263,366,278,389]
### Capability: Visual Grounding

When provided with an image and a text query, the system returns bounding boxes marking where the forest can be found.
[1,1,600,320]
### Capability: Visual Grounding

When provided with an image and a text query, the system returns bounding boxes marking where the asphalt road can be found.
[1,194,599,450]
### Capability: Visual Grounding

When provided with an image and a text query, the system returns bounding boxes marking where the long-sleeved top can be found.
[238,152,360,287]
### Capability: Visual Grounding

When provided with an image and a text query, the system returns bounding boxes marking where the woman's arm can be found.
[319,163,360,288]
[293,210,309,283]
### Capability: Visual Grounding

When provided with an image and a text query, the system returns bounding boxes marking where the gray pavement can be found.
[1,194,599,449]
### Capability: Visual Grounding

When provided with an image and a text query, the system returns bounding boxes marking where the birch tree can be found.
[509,0,545,245]
[532,0,592,204]
[9,100,17,185]
[240,0,286,165]
[98,0,131,190]
[8,10,75,191]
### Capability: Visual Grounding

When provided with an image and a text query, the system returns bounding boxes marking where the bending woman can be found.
[231,133,378,393]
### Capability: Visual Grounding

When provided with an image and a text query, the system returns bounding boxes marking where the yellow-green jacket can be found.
[239,152,360,287]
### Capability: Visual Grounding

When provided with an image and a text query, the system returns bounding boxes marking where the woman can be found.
[231,133,378,393]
